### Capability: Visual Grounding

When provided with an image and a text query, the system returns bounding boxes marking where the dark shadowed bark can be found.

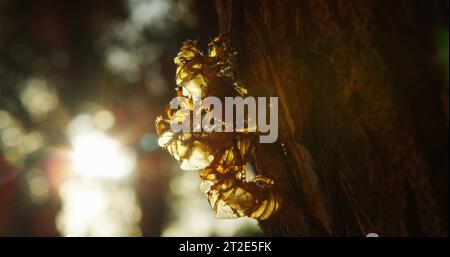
[215,0,449,236]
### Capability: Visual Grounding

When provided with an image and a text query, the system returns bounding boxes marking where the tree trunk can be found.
[215,0,449,236]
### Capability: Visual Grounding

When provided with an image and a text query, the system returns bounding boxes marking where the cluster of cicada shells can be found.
[155,35,280,220]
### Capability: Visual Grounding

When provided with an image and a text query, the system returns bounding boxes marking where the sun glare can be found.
[57,114,141,236]
[70,131,135,180]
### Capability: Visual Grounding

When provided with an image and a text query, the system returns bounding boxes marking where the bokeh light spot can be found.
[93,110,115,131]
[20,77,59,121]
[140,132,158,152]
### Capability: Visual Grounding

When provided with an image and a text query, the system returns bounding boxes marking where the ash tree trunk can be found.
[214,0,449,236]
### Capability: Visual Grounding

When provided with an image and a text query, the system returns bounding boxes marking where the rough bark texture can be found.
[215,0,449,236]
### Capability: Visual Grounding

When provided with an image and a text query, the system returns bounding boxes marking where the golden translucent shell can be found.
[155,35,280,221]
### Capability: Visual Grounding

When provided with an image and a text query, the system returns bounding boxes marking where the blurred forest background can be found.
[0,0,260,236]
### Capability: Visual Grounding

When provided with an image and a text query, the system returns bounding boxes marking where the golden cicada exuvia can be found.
[155,35,280,221]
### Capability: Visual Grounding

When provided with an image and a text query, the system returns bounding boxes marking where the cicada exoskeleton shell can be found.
[155,34,280,221]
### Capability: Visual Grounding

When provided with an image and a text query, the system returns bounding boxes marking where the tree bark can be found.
[215,0,449,236]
